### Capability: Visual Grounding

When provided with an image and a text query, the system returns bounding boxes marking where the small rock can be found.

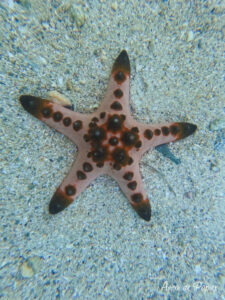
[186,30,194,42]
[70,5,85,28]
[19,256,42,279]
[111,3,118,11]
[66,79,73,91]
[20,261,34,278]
[47,91,72,106]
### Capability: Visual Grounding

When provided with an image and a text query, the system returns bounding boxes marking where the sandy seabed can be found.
[0,1,224,299]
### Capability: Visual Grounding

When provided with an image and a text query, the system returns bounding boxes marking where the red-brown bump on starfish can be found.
[19,50,197,221]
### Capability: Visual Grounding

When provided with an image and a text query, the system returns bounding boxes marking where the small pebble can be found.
[19,256,42,279]
[111,3,118,11]
[186,30,194,42]
[70,5,85,28]
[20,261,34,278]
[47,91,72,106]
[66,79,73,91]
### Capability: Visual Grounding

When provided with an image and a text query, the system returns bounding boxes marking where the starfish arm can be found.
[97,50,131,115]
[48,152,102,214]
[19,95,88,143]
[137,122,197,155]
[110,163,151,221]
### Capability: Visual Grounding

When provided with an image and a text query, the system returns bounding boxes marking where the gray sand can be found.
[0,0,224,299]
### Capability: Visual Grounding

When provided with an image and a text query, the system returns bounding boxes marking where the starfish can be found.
[19,50,197,221]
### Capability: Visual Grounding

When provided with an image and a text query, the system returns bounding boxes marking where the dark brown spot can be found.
[128,157,133,165]
[83,162,93,172]
[100,112,106,119]
[121,131,138,146]
[135,141,142,148]
[65,185,76,196]
[107,114,123,132]
[123,172,134,180]
[96,162,104,168]
[131,127,139,133]
[53,111,63,122]
[161,126,170,136]
[114,71,125,83]
[87,152,92,158]
[92,146,107,162]
[83,134,90,142]
[144,129,153,140]
[114,89,123,98]
[111,101,122,111]
[63,117,72,127]
[89,121,97,128]
[109,137,118,146]
[77,171,86,180]
[154,129,161,136]
[170,125,179,135]
[73,120,82,131]
[92,117,99,122]
[113,163,121,170]
[42,107,52,118]
[127,181,137,190]
[89,127,106,142]
[131,193,143,203]
[112,148,127,164]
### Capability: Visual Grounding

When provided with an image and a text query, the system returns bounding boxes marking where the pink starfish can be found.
[19,50,197,221]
